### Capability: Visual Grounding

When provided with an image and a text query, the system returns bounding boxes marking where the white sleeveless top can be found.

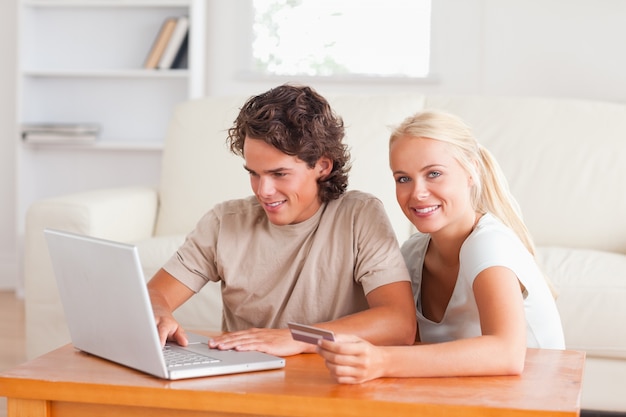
[401,213,565,349]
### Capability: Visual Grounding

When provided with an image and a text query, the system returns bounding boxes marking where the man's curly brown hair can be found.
[227,84,350,203]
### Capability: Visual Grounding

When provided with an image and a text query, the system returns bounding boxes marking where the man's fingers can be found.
[173,327,188,346]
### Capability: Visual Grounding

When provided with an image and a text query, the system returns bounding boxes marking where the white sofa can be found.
[24,94,626,413]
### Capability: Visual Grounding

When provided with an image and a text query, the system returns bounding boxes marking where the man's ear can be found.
[316,157,333,179]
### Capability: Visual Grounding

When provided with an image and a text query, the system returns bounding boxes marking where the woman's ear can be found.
[468,158,481,186]
[316,157,333,179]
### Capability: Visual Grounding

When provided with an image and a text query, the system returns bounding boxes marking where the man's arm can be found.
[323,280,417,346]
[147,268,195,347]
[209,280,417,355]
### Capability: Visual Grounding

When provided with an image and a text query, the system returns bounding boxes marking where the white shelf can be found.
[22,69,190,78]
[23,141,165,152]
[23,0,192,7]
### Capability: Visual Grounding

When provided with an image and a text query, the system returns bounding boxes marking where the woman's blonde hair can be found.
[389,110,536,256]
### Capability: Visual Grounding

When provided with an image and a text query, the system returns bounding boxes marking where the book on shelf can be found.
[21,123,100,144]
[157,16,189,70]
[171,31,189,69]
[143,17,178,70]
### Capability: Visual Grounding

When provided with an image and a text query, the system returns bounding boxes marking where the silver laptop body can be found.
[44,228,285,380]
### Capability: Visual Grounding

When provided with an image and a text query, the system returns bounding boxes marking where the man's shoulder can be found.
[324,190,385,218]
[214,195,258,210]
[333,190,382,207]
[213,196,263,218]
[401,232,430,255]
[324,190,393,232]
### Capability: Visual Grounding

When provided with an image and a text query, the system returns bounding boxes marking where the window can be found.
[251,0,432,79]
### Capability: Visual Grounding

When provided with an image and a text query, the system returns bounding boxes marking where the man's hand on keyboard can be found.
[208,328,315,356]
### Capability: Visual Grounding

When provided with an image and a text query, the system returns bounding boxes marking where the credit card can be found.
[288,322,335,344]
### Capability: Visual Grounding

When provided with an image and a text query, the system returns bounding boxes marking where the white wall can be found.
[0,0,18,291]
[2,0,626,291]
[481,0,626,102]
[205,0,626,102]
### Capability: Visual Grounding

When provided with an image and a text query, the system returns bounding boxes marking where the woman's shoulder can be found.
[461,213,531,267]
[467,213,521,248]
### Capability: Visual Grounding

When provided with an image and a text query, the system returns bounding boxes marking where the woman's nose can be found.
[413,179,429,200]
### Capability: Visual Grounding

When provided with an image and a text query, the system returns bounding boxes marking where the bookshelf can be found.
[18,0,206,146]
[15,0,207,253]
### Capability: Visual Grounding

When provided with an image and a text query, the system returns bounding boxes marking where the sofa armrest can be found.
[25,186,159,242]
[24,186,159,359]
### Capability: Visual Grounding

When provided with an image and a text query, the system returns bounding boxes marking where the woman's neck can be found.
[428,211,482,266]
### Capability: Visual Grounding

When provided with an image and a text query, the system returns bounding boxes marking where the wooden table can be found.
[0,344,584,417]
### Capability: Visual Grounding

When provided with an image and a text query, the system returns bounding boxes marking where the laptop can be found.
[43,228,285,380]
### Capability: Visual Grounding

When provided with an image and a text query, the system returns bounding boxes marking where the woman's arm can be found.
[318,266,527,383]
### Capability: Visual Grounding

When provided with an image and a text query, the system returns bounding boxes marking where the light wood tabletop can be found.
[0,343,584,417]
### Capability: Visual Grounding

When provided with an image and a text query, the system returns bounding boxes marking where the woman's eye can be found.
[428,171,442,179]
[396,176,410,184]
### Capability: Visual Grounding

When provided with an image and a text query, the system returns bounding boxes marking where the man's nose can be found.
[256,176,275,196]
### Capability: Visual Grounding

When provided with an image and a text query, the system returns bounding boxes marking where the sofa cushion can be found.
[536,246,626,359]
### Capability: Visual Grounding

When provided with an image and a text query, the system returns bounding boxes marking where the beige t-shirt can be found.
[163,190,410,331]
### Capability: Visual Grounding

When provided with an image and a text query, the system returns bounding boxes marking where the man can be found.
[148,84,416,357]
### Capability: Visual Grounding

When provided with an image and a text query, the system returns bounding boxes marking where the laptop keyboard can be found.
[163,346,220,368]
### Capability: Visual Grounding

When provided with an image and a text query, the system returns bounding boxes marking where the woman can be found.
[317,110,565,383]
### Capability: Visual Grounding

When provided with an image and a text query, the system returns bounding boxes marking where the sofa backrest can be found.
[156,94,426,241]
[157,93,626,255]
[426,95,626,254]
[156,96,250,237]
